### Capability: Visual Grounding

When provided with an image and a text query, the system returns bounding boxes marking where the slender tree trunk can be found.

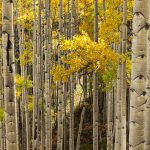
[20,2,26,149]
[93,0,99,150]
[107,91,113,150]
[69,75,75,150]
[76,74,87,150]
[114,29,122,150]
[57,0,64,149]
[37,0,45,149]
[16,5,22,149]
[24,61,30,150]
[63,83,67,150]
[102,0,106,20]
[32,0,38,149]
[121,0,127,149]
[129,0,148,149]
[0,34,4,150]
[44,0,52,149]
[2,0,17,149]
[69,1,76,149]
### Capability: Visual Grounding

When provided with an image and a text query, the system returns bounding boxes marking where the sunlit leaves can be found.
[28,95,33,112]
[0,108,4,121]
[16,74,33,97]
[51,33,120,82]
[19,41,33,66]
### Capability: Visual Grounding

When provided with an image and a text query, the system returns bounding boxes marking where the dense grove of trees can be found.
[0,0,150,150]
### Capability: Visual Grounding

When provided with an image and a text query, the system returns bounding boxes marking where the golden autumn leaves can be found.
[51,33,124,82]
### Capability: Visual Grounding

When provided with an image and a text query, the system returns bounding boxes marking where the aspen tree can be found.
[76,74,87,150]
[121,0,127,149]
[32,0,38,149]
[130,0,148,149]
[114,29,122,150]
[69,0,76,150]
[107,91,113,150]
[63,12,69,150]
[2,0,17,149]
[16,2,22,149]
[24,59,30,150]
[37,0,45,149]
[63,7,69,150]
[41,5,45,150]
[19,2,30,148]
[93,0,99,150]
[44,0,52,149]
[63,83,67,150]
[19,2,26,148]
[57,0,64,149]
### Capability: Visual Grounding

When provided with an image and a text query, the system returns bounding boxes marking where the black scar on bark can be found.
[140,54,145,58]
[3,16,8,20]
[142,91,146,96]
[7,35,12,71]
[2,31,10,67]
[34,126,37,139]
[139,75,143,79]
[134,12,145,18]
[3,32,14,73]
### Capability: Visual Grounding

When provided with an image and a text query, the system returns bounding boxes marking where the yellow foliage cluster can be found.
[16,74,32,97]
[99,5,122,44]
[15,0,35,30]
[0,108,4,121]
[51,33,121,82]
[19,41,33,66]
[27,95,33,112]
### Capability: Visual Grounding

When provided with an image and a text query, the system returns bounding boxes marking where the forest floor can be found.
[52,120,107,149]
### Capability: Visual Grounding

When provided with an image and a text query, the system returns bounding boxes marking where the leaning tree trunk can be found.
[93,1,99,150]
[129,0,148,149]
[76,73,87,150]
[2,0,17,149]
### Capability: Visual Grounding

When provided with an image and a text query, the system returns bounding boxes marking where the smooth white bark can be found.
[130,0,148,149]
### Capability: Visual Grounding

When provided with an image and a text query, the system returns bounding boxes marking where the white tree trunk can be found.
[145,1,150,149]
[121,0,127,149]
[76,74,87,150]
[93,0,99,150]
[32,0,38,149]
[69,1,76,150]
[107,91,113,150]
[130,0,148,149]
[0,34,4,150]
[57,0,64,149]
[2,0,17,149]
[114,29,122,150]
[44,0,52,149]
